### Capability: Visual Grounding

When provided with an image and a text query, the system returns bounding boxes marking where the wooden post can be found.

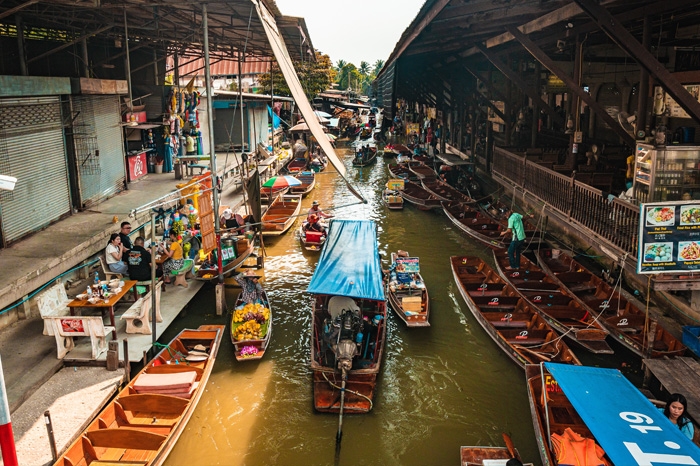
[123,339,131,384]
[644,319,658,359]
[44,410,57,461]
[106,340,119,371]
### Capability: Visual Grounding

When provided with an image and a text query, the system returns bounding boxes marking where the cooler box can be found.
[306,231,323,243]
[682,326,700,356]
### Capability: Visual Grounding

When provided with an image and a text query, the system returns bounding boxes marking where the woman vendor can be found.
[161,230,184,283]
[105,233,128,274]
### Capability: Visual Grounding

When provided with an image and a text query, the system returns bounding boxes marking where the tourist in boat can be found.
[127,236,162,281]
[233,270,264,304]
[499,209,527,271]
[307,200,333,221]
[161,230,184,283]
[659,393,695,440]
[304,214,327,236]
[118,221,133,250]
[105,233,128,275]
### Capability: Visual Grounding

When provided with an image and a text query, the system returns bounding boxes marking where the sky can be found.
[274,0,427,68]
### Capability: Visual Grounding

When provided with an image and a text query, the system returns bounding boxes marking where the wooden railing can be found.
[493,147,639,256]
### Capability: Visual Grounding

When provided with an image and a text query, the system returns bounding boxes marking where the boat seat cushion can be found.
[134,371,196,392]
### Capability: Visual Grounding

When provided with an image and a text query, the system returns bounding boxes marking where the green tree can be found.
[359,61,370,76]
[335,59,347,72]
[373,59,385,75]
[257,52,336,100]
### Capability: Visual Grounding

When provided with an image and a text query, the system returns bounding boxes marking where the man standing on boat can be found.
[307,200,333,221]
[500,209,527,270]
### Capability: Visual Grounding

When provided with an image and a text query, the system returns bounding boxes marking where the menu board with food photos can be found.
[638,201,700,273]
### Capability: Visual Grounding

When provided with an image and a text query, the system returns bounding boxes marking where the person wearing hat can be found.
[307,200,333,222]
[304,214,326,236]
[234,270,264,304]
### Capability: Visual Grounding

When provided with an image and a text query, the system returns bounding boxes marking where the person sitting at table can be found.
[185,132,196,155]
[659,393,695,440]
[118,221,133,250]
[105,233,128,275]
[161,230,184,284]
[127,237,162,281]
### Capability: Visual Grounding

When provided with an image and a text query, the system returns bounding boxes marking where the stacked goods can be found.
[232,302,270,341]
[133,371,198,399]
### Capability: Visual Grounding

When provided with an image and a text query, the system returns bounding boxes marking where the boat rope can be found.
[153,342,190,364]
[321,371,373,410]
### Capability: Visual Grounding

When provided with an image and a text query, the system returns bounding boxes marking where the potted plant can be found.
[155,155,164,174]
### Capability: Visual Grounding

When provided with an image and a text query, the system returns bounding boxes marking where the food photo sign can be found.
[638,201,700,274]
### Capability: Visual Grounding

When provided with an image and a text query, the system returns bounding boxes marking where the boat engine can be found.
[332,309,361,371]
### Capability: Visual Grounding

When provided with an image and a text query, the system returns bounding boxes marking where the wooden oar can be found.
[502,432,521,461]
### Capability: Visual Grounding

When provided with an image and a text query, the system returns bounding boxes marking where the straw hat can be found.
[222,208,233,220]
[312,200,319,206]
[244,270,262,278]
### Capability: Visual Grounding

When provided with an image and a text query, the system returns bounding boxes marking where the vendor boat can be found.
[195,234,255,281]
[535,248,686,358]
[386,251,429,326]
[299,219,328,252]
[285,157,308,173]
[400,180,445,210]
[53,325,224,466]
[308,220,387,414]
[383,189,404,210]
[451,256,581,369]
[493,250,614,354]
[289,171,316,197]
[352,146,378,167]
[230,288,272,361]
[261,194,302,236]
[526,362,700,466]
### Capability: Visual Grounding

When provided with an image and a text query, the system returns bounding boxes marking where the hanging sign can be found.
[638,200,700,274]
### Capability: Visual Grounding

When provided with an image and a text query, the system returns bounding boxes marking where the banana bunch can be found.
[234,320,262,341]
[233,308,250,323]
[234,303,270,323]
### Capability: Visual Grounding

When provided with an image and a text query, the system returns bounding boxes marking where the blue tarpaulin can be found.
[267,105,281,129]
[307,220,385,301]
[545,363,700,465]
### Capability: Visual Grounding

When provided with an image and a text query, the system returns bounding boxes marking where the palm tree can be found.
[335,59,347,72]
[373,59,385,74]
[359,61,370,76]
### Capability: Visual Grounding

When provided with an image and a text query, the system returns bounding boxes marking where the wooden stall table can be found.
[67,280,137,340]
[643,357,700,427]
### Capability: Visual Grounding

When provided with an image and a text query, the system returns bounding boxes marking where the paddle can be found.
[502,432,521,461]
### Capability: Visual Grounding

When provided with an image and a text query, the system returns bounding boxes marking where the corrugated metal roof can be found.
[170,56,271,77]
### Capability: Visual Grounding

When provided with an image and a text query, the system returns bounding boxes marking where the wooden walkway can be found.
[643,357,700,424]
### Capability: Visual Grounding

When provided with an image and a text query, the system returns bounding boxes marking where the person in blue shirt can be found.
[499,209,528,270]
[659,393,695,441]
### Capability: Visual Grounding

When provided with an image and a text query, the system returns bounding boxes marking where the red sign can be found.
[127,151,147,181]
[123,111,147,123]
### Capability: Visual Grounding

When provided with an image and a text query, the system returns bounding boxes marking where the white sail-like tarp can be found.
[252,0,366,202]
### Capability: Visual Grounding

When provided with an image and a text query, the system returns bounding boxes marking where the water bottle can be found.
[94,271,99,286]
[87,286,92,297]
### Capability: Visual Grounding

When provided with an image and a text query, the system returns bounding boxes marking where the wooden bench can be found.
[37,281,72,336]
[45,315,115,359]
[187,163,207,176]
[99,255,124,281]
[169,259,193,288]
[121,282,162,334]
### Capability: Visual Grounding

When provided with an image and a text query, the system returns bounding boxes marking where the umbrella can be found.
[289,122,309,132]
[299,115,330,124]
[262,175,302,189]
[315,110,332,119]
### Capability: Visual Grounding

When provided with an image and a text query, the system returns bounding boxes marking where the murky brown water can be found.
[160,142,637,465]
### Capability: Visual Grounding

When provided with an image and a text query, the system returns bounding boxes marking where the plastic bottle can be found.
[94,271,100,286]
[87,286,92,297]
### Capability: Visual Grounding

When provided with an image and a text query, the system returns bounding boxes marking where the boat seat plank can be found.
[556,271,592,283]
[86,428,167,451]
[90,461,149,466]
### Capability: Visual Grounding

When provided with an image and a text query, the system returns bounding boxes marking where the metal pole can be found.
[0,356,18,466]
[203,5,226,315]
[44,410,57,461]
[238,54,246,161]
[15,15,27,76]
[150,212,157,342]
[123,9,134,114]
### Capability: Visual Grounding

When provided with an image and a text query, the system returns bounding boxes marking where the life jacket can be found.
[551,427,609,466]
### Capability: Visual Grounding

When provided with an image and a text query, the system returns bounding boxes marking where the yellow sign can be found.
[387,179,405,191]
[405,123,420,136]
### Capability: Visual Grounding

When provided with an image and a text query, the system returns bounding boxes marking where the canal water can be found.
[161,142,639,466]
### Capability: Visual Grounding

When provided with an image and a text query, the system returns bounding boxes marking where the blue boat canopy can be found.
[307,219,385,301]
[545,363,700,465]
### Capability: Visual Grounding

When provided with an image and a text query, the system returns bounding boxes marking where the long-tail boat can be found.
[308,220,387,414]
[535,248,686,358]
[230,287,272,361]
[386,251,430,327]
[400,180,445,210]
[53,325,224,466]
[261,194,302,236]
[289,171,316,197]
[526,362,700,466]
[451,256,581,369]
[408,162,437,179]
[387,162,419,182]
[493,250,614,354]
[422,178,473,204]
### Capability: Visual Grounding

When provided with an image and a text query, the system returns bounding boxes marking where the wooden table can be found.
[643,356,700,425]
[67,280,137,340]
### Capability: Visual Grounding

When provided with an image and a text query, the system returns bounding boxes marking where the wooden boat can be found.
[422,178,472,204]
[443,201,508,249]
[285,157,308,172]
[387,162,419,182]
[400,180,445,210]
[451,256,581,369]
[389,143,412,156]
[386,252,429,327]
[408,162,437,179]
[230,289,272,361]
[383,188,404,210]
[526,362,700,466]
[308,220,387,413]
[460,446,525,466]
[298,220,327,252]
[535,248,687,358]
[261,194,302,236]
[352,146,378,167]
[195,234,255,281]
[289,171,316,197]
[53,325,224,466]
[492,250,614,354]
[260,185,289,202]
